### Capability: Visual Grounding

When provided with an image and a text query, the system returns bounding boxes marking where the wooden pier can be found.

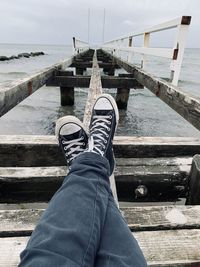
[1,16,200,266]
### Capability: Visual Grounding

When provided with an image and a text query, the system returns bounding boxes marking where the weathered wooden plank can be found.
[137,229,200,266]
[102,49,200,131]
[122,205,200,231]
[0,136,199,167]
[186,154,200,205]
[0,50,89,118]
[83,51,118,205]
[47,75,143,89]
[0,157,191,202]
[1,206,200,237]
[83,50,102,128]
[1,229,200,266]
[70,61,118,69]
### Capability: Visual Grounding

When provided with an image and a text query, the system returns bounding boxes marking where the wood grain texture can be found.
[47,75,143,89]
[1,230,200,266]
[0,135,199,167]
[1,206,200,237]
[83,50,118,205]
[102,49,200,131]
[0,157,191,202]
[83,50,102,129]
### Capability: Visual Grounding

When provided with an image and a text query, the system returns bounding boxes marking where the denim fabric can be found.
[19,152,147,267]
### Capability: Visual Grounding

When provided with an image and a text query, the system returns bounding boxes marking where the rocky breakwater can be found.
[0,52,45,61]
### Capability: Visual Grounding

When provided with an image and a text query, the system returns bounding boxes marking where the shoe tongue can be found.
[61,130,81,141]
[95,109,112,116]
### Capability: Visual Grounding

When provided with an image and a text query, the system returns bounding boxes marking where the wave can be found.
[0,72,28,75]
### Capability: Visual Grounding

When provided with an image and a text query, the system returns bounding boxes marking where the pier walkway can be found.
[0,16,200,266]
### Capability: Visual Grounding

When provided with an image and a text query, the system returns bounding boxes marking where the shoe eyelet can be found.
[64,147,67,151]
[108,121,111,125]
[108,128,110,131]
[104,140,107,143]
[109,115,112,119]
[83,142,85,146]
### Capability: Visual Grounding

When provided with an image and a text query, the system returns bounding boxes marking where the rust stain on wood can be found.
[181,16,192,25]
[156,82,161,97]
[28,81,32,95]
[173,48,179,60]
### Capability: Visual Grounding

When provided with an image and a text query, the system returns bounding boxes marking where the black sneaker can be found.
[88,94,119,175]
[55,116,88,166]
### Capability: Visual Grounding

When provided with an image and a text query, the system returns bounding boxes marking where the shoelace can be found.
[89,115,111,156]
[62,136,85,163]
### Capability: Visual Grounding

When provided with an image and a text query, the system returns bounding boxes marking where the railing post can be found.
[60,71,74,106]
[170,17,191,86]
[186,155,200,205]
[142,32,150,69]
[102,16,191,86]
[128,36,133,63]
[72,37,76,55]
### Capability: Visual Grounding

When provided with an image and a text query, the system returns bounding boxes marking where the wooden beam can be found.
[46,75,143,89]
[83,50,118,205]
[0,50,89,118]
[186,154,200,205]
[83,51,102,129]
[1,205,200,237]
[70,61,118,69]
[76,68,84,75]
[0,136,200,167]
[0,157,191,202]
[1,229,200,266]
[102,49,200,131]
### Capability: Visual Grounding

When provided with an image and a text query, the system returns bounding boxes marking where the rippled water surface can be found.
[0,44,199,137]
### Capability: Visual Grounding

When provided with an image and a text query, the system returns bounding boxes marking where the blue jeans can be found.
[19,152,147,267]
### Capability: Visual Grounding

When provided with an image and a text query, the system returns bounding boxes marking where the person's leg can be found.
[94,195,148,267]
[87,94,147,266]
[19,116,112,267]
[88,94,147,266]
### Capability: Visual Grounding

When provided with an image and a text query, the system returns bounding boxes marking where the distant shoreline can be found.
[0,52,45,61]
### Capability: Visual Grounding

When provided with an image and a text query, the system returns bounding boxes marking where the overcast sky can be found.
[0,0,199,47]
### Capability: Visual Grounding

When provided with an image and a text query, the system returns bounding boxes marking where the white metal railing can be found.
[73,37,89,54]
[102,16,191,86]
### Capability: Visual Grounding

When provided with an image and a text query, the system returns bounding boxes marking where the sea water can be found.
[0,43,199,137]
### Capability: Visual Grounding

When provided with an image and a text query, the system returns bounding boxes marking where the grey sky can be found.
[0,0,199,47]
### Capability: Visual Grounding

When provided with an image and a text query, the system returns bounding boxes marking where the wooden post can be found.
[128,36,133,63]
[103,67,115,76]
[76,68,84,75]
[142,32,150,69]
[60,71,74,106]
[83,50,119,207]
[116,74,130,109]
[186,155,200,205]
[170,16,191,86]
